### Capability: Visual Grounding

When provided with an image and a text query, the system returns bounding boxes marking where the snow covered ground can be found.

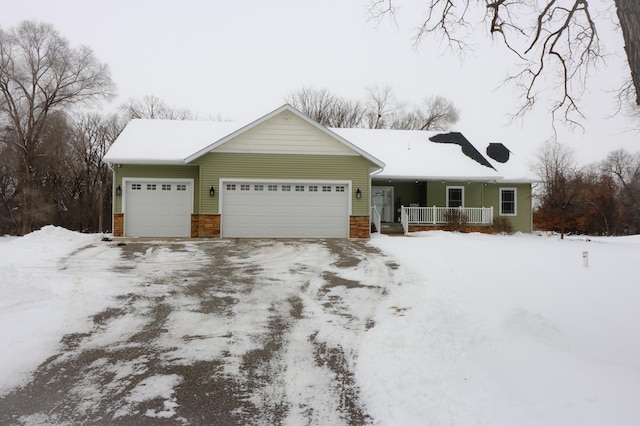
[1,227,639,425]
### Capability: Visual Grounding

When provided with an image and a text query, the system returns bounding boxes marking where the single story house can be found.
[103,104,534,238]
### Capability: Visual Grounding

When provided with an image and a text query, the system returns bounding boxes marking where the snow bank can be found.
[0,226,122,395]
[362,231,640,425]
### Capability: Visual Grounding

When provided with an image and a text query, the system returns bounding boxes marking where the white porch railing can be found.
[401,206,494,233]
[371,205,381,233]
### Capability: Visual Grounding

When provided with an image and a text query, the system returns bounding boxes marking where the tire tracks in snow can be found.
[0,239,397,425]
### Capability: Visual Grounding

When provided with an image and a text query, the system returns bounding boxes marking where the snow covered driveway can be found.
[0,237,396,424]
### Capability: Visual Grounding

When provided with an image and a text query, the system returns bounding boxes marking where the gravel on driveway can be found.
[0,239,399,425]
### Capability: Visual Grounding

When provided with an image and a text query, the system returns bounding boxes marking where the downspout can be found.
[107,162,116,235]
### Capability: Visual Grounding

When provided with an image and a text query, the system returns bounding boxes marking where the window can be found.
[282,185,291,191]
[268,184,278,191]
[322,185,332,192]
[309,185,318,192]
[295,185,305,192]
[335,185,345,192]
[176,184,186,191]
[500,188,517,215]
[254,184,264,191]
[147,184,156,191]
[226,184,236,191]
[162,184,171,191]
[132,184,141,190]
[240,184,250,191]
[446,186,463,208]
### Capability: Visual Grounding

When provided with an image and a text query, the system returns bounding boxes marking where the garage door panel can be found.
[222,181,349,238]
[125,181,192,237]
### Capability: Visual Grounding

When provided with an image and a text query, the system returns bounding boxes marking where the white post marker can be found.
[582,251,589,268]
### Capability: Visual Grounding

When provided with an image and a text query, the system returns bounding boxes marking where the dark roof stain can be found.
[429,132,496,170]
[486,143,511,163]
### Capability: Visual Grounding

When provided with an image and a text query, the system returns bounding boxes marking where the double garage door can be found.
[221,181,349,238]
[124,179,350,238]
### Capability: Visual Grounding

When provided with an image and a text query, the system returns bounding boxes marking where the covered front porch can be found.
[370,179,497,235]
[371,205,494,235]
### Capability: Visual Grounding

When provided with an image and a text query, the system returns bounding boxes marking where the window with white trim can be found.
[335,185,345,192]
[226,184,236,191]
[240,184,250,191]
[295,185,304,192]
[176,184,186,191]
[147,184,156,191]
[162,184,171,191]
[309,185,318,192]
[282,185,291,191]
[499,188,517,215]
[254,184,264,191]
[322,185,332,192]
[132,184,141,190]
[446,186,463,208]
[268,184,277,191]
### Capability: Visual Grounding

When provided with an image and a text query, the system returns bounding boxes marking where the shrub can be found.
[493,216,514,234]
[444,208,468,231]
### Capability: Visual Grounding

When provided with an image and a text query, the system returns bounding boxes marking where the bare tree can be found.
[286,87,365,127]
[0,21,114,234]
[615,0,640,105]
[370,0,640,124]
[534,141,584,239]
[581,166,622,235]
[66,113,124,232]
[365,84,397,129]
[602,148,640,233]
[120,94,197,120]
[287,85,460,130]
[392,96,460,131]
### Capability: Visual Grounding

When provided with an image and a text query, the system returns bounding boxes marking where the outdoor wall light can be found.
[355,187,362,199]
[209,186,215,197]
[116,185,122,196]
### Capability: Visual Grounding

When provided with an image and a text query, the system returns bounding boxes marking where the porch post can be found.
[432,205,436,225]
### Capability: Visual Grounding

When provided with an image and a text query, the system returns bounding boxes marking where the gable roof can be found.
[103,104,533,182]
[184,104,385,167]
[103,104,385,169]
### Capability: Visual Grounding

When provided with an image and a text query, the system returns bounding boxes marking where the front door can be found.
[372,186,394,222]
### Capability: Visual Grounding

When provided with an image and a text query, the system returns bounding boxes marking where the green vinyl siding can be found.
[113,165,199,213]
[482,182,532,233]
[192,152,375,215]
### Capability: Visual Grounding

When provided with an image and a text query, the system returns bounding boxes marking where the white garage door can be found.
[221,181,349,238]
[124,180,193,237]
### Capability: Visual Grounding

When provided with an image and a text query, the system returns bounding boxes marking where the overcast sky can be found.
[4,0,638,164]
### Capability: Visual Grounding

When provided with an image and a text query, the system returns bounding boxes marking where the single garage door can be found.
[221,181,349,238]
[124,180,193,237]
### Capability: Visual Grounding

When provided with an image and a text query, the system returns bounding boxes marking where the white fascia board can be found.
[105,159,187,165]
[374,175,505,182]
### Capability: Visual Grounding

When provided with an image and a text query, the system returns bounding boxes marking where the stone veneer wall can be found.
[350,215,370,238]
[113,213,124,237]
[191,214,221,237]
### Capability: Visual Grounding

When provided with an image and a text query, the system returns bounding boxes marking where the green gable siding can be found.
[192,152,375,215]
[113,165,199,213]
[221,111,354,154]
